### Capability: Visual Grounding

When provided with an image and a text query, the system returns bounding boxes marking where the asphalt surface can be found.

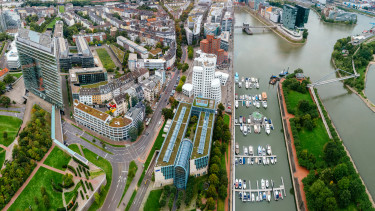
[62,68,180,210]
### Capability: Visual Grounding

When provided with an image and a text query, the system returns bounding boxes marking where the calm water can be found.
[234,10,375,210]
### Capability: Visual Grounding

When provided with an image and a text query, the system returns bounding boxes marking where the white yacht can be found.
[266,180,269,188]
[258,145,262,155]
[246,100,250,107]
[266,144,272,155]
[261,179,265,189]
[262,101,267,108]
[238,82,242,88]
[256,82,260,89]
[249,145,253,156]
[244,146,248,155]
[245,79,249,89]
[259,94,262,101]
[265,124,271,135]
[256,101,260,108]
[239,116,243,124]
[243,125,248,135]
[243,180,247,189]
[235,100,239,108]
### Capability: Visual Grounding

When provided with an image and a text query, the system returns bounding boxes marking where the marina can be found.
[235,92,268,109]
[234,177,286,203]
[235,112,274,135]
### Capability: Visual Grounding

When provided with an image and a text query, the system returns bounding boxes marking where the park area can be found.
[96,48,116,71]
[0,115,22,146]
[110,44,125,62]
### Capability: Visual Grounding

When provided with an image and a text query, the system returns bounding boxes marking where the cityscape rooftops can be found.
[17,28,54,54]
[74,100,110,121]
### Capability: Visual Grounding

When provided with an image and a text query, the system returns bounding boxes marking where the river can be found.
[234,9,375,210]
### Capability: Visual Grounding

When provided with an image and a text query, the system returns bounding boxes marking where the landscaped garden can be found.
[8,167,64,211]
[0,149,5,167]
[68,144,82,155]
[0,115,22,146]
[43,146,72,171]
[96,48,116,71]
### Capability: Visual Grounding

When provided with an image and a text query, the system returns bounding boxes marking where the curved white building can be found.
[211,78,221,102]
[6,41,20,70]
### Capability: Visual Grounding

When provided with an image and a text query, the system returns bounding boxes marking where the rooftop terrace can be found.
[193,97,215,110]
[191,112,214,159]
[75,102,109,121]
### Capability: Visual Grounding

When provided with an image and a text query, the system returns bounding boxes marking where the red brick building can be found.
[200,35,228,64]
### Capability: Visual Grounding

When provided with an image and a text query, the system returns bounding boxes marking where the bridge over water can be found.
[234,23,277,35]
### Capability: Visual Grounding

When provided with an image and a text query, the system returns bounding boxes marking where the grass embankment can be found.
[96,48,116,71]
[0,110,20,113]
[80,136,113,155]
[83,147,112,211]
[137,121,166,187]
[144,189,163,210]
[43,146,72,171]
[10,72,23,79]
[8,167,64,211]
[118,161,138,207]
[125,190,137,211]
[44,17,61,31]
[85,132,125,148]
[59,5,65,13]
[68,144,82,155]
[0,115,22,146]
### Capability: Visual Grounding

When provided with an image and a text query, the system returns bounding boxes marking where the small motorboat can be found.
[267,157,270,165]
[267,191,271,202]
[251,157,254,165]
[247,192,251,201]
[246,100,250,107]
[240,124,243,131]
[275,190,279,200]
[259,158,262,165]
[249,145,253,155]
[235,72,239,83]
[266,180,269,188]
[248,157,251,165]
[279,68,289,77]
[262,101,267,108]
[235,100,239,108]
[239,179,242,189]
[247,118,251,124]
[256,82,259,89]
[243,116,246,123]
[266,124,271,135]
[255,157,259,164]
[263,157,266,165]
[244,146,248,155]
[259,94,262,101]
[254,124,260,133]
[261,179,265,189]
[266,145,272,155]
[256,101,260,108]
[262,147,266,156]
[235,93,238,100]
[239,157,243,165]
[239,116,243,124]
[235,143,239,155]
[263,192,267,200]
[243,193,247,201]
[235,158,238,165]
[239,192,242,199]
[245,79,249,89]
[275,157,277,163]
[235,179,238,189]
[252,193,255,202]
[243,180,247,189]
[258,145,262,155]
[235,118,238,124]
[241,77,245,83]
[239,82,242,88]
[243,157,246,165]
[279,191,283,199]
[256,195,259,202]
[270,157,274,164]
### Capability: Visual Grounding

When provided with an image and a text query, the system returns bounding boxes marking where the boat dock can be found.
[235,155,277,159]
[235,177,286,202]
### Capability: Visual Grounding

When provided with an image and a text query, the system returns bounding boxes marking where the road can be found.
[62,68,180,210]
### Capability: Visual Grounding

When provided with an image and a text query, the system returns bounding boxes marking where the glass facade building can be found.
[283,4,310,30]
[174,139,193,189]
[16,28,64,109]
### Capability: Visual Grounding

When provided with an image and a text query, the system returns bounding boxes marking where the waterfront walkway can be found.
[278,79,308,211]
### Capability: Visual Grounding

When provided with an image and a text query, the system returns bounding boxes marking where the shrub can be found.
[67,165,77,176]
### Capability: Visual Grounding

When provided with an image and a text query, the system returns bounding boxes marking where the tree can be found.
[182,63,189,72]
[162,108,174,120]
[94,192,100,204]
[34,196,39,205]
[303,29,309,39]
[168,193,174,210]
[0,96,11,107]
[160,197,166,207]
[3,74,15,84]
[206,185,217,199]
[209,163,220,175]
[206,197,215,210]
[43,194,50,208]
[333,163,348,182]
[338,189,351,208]
[63,173,74,188]
[145,104,153,115]
[137,121,144,135]
[218,103,225,112]
[129,127,138,142]
[210,155,220,165]
[218,185,227,199]
[3,131,7,140]
[209,174,220,187]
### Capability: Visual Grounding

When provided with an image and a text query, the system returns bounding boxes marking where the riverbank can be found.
[331,57,375,112]
[311,6,357,25]
[234,6,305,45]
[277,80,308,211]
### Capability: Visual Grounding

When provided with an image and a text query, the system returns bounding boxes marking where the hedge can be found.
[67,165,77,176]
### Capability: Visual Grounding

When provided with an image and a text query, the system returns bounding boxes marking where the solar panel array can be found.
[198,112,210,154]
[163,107,187,162]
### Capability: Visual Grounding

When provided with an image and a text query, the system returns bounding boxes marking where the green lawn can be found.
[68,144,82,155]
[8,167,64,211]
[118,160,138,207]
[96,48,116,70]
[137,121,166,187]
[10,72,22,79]
[110,44,125,61]
[43,146,71,171]
[64,181,82,204]
[0,115,23,146]
[83,147,112,211]
[80,136,113,155]
[59,5,65,13]
[286,90,314,111]
[297,119,330,163]
[0,149,5,168]
[45,17,61,30]
[85,132,126,148]
[224,114,230,126]
[144,189,162,211]
[218,198,225,211]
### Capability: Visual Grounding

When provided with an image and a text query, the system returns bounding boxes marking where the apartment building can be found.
[117,36,149,59]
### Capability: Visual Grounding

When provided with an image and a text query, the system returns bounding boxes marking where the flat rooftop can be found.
[75,102,109,121]
[108,117,132,127]
[156,102,192,167]
[193,97,215,110]
[191,112,214,159]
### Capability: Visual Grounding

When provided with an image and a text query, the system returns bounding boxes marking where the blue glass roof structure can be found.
[197,112,209,154]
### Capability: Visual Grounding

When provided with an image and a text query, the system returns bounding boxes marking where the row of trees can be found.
[26,15,57,33]
[175,76,186,92]
[213,103,231,143]
[302,89,374,210]
[0,105,52,208]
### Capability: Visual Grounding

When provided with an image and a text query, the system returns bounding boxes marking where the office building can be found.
[69,67,107,85]
[2,10,21,31]
[204,23,220,36]
[200,35,228,65]
[128,53,137,71]
[58,36,95,71]
[117,36,149,59]
[73,100,144,141]
[219,31,230,51]
[282,4,309,30]
[221,11,233,32]
[192,51,221,102]
[154,98,216,189]
[16,28,64,109]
